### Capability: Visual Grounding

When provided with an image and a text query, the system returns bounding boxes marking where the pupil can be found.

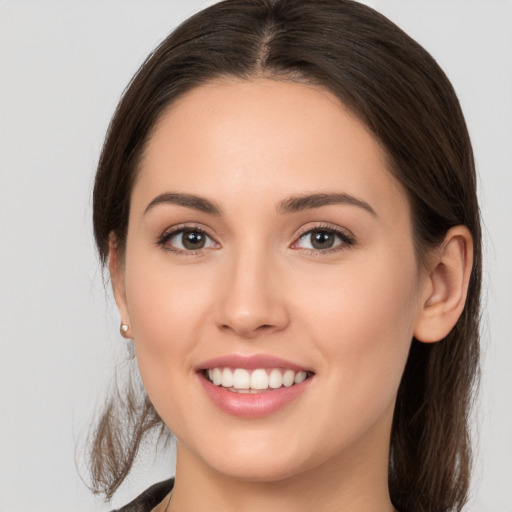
[311,230,334,249]
[183,231,205,250]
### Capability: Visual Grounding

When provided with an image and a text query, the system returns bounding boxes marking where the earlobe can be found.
[108,232,132,336]
[414,226,473,343]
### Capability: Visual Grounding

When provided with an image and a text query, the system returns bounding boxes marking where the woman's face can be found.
[114,79,430,482]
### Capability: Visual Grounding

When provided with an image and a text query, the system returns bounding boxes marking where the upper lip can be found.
[196,354,313,373]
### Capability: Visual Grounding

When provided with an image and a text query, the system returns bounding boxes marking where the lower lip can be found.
[198,374,312,418]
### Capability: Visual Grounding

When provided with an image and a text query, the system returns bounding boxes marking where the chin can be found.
[211,457,308,484]
[188,433,324,484]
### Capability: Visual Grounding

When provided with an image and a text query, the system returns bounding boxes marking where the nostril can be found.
[218,322,283,338]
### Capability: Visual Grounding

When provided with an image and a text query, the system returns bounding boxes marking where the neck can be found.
[169,436,395,512]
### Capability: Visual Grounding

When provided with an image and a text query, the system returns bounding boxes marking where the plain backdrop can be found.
[0,1,511,511]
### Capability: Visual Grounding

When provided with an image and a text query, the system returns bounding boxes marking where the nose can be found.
[214,248,289,339]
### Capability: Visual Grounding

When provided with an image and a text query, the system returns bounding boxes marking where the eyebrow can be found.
[277,193,377,216]
[144,191,376,217]
[144,192,222,215]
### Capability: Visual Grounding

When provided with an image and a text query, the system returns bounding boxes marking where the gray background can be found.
[0,1,510,510]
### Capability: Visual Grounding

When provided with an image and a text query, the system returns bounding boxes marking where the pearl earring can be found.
[120,323,130,337]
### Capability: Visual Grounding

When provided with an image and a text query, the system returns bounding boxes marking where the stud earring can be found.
[120,323,130,337]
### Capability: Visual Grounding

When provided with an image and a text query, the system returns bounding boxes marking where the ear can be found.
[414,226,473,343]
[108,232,132,337]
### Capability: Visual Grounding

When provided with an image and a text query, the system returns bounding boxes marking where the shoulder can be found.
[111,478,174,512]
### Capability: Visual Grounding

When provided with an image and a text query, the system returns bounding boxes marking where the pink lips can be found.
[196,354,313,418]
[197,354,311,373]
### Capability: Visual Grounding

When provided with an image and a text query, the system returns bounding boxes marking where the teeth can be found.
[283,369,295,387]
[250,369,268,390]
[206,367,310,391]
[295,371,307,384]
[212,368,222,386]
[268,368,283,389]
[233,368,250,389]
[222,368,233,387]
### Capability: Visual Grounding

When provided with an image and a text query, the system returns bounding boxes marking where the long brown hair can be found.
[90,1,481,510]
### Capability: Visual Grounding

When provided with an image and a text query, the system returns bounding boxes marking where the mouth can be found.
[196,354,315,417]
[201,367,313,393]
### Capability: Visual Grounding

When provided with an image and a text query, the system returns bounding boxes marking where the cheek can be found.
[122,248,214,388]
[297,247,420,402]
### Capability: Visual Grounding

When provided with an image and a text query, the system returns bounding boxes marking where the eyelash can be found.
[291,223,355,255]
[155,223,355,256]
[155,223,217,255]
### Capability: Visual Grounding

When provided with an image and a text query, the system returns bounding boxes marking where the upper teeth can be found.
[207,368,308,390]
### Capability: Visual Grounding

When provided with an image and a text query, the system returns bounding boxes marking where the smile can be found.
[205,367,310,392]
[197,355,314,417]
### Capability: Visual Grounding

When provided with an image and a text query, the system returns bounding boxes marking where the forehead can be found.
[134,78,408,222]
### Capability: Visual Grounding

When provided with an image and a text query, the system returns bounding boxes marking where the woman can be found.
[90,1,481,511]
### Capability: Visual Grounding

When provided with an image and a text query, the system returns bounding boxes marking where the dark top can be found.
[111,478,403,511]
[112,479,174,512]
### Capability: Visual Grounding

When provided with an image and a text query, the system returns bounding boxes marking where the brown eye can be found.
[160,228,218,253]
[309,230,336,249]
[291,227,354,253]
[181,230,206,250]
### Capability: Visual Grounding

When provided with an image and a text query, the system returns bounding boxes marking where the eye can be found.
[291,227,354,252]
[157,227,219,253]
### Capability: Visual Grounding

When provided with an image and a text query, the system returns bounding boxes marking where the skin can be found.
[110,79,473,512]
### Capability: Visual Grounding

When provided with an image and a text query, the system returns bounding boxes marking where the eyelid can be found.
[155,223,220,254]
[154,221,355,255]
[290,222,356,252]
[294,222,354,241]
